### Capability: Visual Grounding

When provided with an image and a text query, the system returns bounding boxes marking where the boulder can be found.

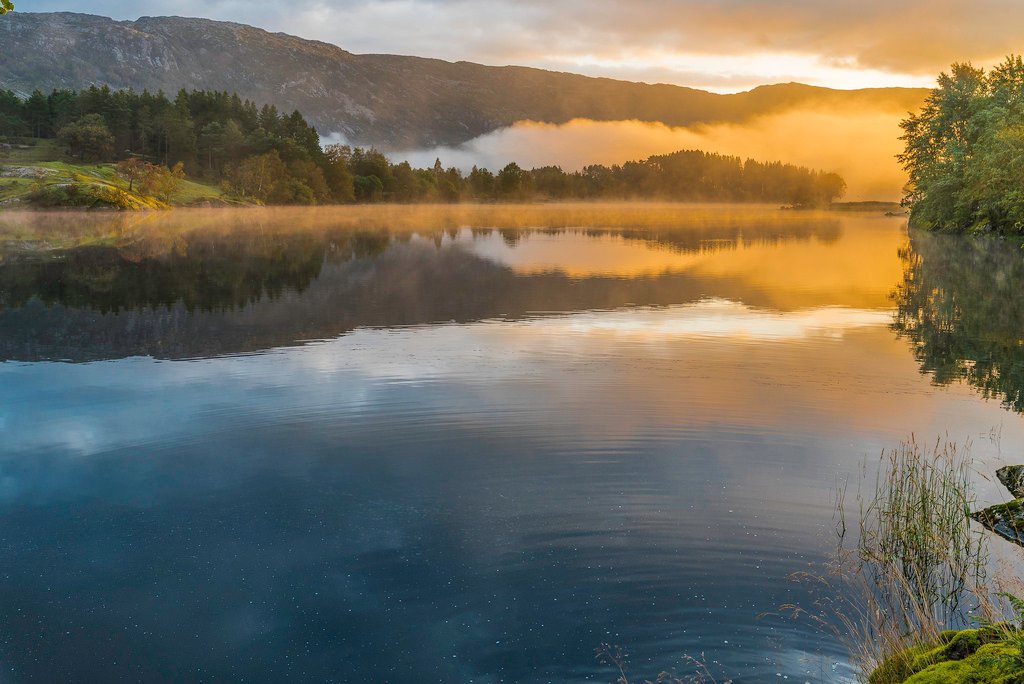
[997,465,1024,499]
[971,465,1024,547]
[971,499,1024,547]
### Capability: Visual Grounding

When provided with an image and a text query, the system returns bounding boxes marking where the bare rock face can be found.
[1,12,928,149]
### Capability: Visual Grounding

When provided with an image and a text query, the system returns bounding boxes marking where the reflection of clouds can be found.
[292,300,892,382]
[456,214,901,309]
[4,300,1019,469]
[3,310,1023,681]
[556,300,889,340]
[0,208,903,367]
[466,230,708,276]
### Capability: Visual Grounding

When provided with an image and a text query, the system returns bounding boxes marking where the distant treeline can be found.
[901,56,1024,233]
[0,86,845,206]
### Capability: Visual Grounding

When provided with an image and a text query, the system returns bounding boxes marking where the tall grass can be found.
[789,437,991,681]
[858,437,985,628]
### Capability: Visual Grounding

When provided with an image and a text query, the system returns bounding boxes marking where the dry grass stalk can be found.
[785,436,992,681]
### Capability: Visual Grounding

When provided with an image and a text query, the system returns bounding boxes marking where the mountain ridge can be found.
[0,12,929,148]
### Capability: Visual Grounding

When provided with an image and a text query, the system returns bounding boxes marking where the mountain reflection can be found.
[892,230,1024,413]
[0,205,895,363]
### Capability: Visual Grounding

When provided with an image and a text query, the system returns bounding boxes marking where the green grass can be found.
[0,138,62,163]
[0,159,229,209]
[172,175,234,206]
[1,136,232,209]
[0,177,37,203]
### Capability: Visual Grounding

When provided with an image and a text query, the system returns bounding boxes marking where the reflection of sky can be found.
[2,298,1023,682]
[1,208,1022,682]
[461,214,902,309]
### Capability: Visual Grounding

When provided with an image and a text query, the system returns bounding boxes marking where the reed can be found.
[788,436,992,681]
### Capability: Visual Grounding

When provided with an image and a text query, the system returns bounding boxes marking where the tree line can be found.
[0,86,845,206]
[900,55,1024,233]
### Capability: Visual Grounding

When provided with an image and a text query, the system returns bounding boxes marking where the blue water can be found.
[0,205,1021,682]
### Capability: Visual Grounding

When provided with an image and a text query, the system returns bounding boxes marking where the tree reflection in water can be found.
[892,230,1024,413]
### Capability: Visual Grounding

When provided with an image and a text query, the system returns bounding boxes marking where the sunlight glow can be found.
[543,51,937,93]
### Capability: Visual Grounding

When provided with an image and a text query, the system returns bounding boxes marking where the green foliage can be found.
[223,150,287,203]
[353,174,384,202]
[0,85,846,207]
[0,86,351,206]
[59,114,114,163]
[901,56,1024,233]
[0,0,13,15]
[322,144,355,203]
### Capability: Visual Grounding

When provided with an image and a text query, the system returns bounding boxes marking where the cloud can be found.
[14,0,1020,90]
[396,106,908,200]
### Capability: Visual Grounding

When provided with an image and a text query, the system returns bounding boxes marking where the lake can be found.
[1,204,1022,682]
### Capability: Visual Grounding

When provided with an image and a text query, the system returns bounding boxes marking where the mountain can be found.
[0,12,928,149]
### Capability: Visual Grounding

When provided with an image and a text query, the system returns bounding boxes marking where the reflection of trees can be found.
[492,221,840,255]
[0,208,851,361]
[0,230,392,313]
[0,214,839,313]
[892,230,1024,413]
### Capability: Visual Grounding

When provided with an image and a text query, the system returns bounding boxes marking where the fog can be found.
[396,107,907,201]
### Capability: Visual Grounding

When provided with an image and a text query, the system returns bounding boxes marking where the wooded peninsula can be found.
[0,86,847,209]
[901,56,1024,234]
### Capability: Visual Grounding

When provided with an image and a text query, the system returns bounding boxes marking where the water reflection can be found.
[3,205,1021,683]
[892,230,1024,413]
[0,205,897,362]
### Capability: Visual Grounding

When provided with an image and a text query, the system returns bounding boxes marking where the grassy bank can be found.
[1,139,232,209]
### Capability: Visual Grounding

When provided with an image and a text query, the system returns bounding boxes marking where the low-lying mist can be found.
[396,107,907,201]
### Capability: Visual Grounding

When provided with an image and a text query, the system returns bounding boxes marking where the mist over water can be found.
[396,108,907,201]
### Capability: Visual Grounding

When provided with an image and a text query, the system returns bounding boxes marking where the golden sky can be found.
[19,0,1017,91]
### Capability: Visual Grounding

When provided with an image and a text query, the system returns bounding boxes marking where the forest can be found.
[0,86,846,207]
[900,55,1024,233]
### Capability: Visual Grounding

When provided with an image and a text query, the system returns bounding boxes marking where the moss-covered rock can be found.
[972,498,1024,547]
[869,629,1022,683]
[998,466,1024,499]
[869,643,934,683]
[904,643,1020,683]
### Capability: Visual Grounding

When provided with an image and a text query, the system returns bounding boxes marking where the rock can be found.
[0,165,58,179]
[972,499,1024,547]
[997,465,1024,498]
[972,464,1024,547]
[868,627,1017,683]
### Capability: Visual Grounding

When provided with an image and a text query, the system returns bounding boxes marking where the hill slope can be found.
[0,12,928,148]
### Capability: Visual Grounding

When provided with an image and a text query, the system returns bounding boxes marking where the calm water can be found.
[1,204,1023,683]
